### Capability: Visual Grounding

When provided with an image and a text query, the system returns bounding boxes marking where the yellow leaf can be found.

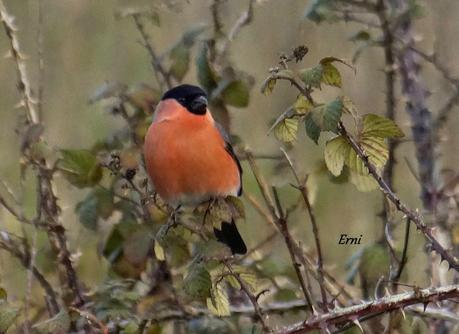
[274,118,298,143]
[324,136,350,176]
[293,94,313,114]
[362,114,404,138]
[154,240,165,261]
[322,63,342,87]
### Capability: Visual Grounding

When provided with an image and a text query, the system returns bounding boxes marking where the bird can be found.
[144,84,247,254]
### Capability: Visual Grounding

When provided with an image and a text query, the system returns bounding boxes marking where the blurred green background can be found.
[0,0,458,325]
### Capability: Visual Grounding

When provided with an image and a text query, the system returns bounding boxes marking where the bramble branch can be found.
[273,284,459,333]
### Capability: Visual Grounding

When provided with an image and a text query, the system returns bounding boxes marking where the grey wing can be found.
[215,122,243,196]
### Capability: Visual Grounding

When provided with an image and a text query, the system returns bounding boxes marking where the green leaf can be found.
[349,170,378,192]
[169,43,190,81]
[0,288,6,301]
[261,77,276,95]
[59,149,102,188]
[183,263,212,299]
[206,285,230,317]
[221,80,250,108]
[362,114,404,138]
[341,96,359,119]
[124,226,153,264]
[0,303,19,333]
[322,63,341,87]
[299,65,323,88]
[75,188,114,231]
[324,136,350,176]
[311,97,343,132]
[33,310,71,334]
[196,43,219,93]
[293,95,313,114]
[304,113,321,144]
[274,118,298,143]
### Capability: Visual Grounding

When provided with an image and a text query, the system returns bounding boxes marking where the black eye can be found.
[177,97,186,104]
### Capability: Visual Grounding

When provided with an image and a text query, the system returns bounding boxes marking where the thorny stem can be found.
[273,284,459,334]
[338,123,459,271]
[280,148,328,311]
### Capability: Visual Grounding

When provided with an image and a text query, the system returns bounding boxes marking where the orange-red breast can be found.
[144,84,246,254]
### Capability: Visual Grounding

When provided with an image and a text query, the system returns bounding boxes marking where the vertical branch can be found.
[245,151,316,313]
[280,149,328,311]
[0,0,39,124]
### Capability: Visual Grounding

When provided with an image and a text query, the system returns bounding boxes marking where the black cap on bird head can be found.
[161,84,208,115]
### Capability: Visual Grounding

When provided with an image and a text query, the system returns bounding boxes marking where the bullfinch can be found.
[144,84,247,254]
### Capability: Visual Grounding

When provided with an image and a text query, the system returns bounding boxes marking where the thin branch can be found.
[0,0,39,124]
[0,233,60,314]
[245,151,316,313]
[281,148,328,311]
[132,14,172,89]
[273,284,459,334]
[391,218,411,282]
[224,261,270,332]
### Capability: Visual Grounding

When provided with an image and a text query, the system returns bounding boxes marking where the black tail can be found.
[213,220,247,255]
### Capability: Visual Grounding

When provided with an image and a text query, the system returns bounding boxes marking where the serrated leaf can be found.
[183,263,212,299]
[0,303,19,332]
[154,240,165,261]
[349,170,378,192]
[293,95,313,114]
[33,310,71,334]
[361,135,388,168]
[261,77,276,95]
[274,118,298,143]
[320,57,355,72]
[304,113,321,144]
[206,285,230,317]
[299,65,323,88]
[224,275,241,290]
[311,97,343,132]
[221,80,250,108]
[169,43,190,81]
[324,136,350,176]
[59,149,102,188]
[362,114,404,138]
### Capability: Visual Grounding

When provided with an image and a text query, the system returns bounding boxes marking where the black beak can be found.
[189,95,208,115]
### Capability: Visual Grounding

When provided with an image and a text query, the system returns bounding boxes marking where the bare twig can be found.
[281,148,328,311]
[224,261,270,332]
[132,14,172,89]
[245,151,316,313]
